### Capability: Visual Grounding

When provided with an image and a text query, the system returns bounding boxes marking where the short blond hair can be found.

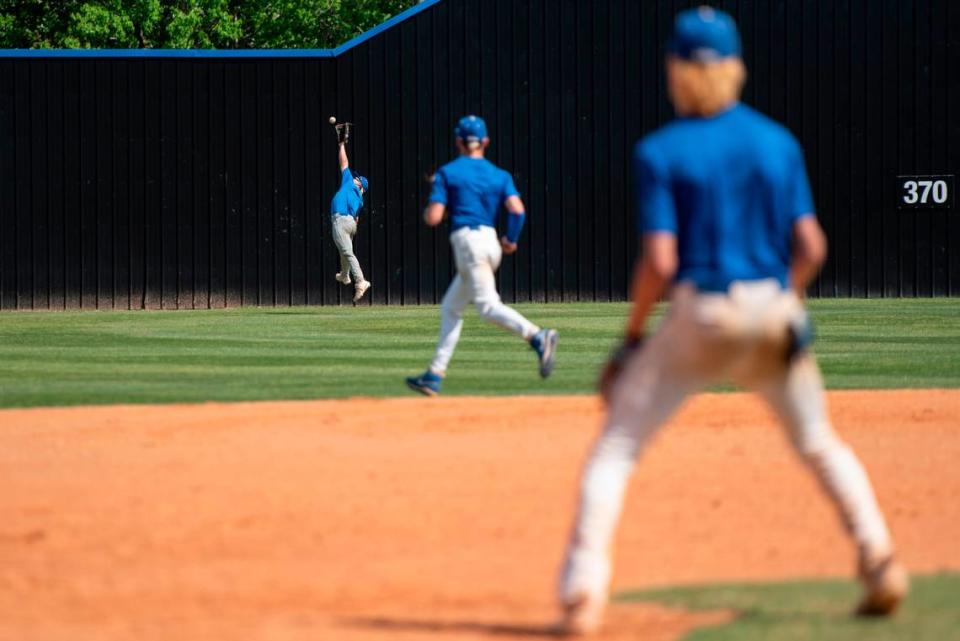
[667,56,747,117]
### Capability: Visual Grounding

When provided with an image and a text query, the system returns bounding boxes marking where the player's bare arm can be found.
[339,142,349,171]
[500,195,526,254]
[625,232,678,339]
[423,202,445,227]
[790,216,827,298]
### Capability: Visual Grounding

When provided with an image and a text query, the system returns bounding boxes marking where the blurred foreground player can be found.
[556,6,907,635]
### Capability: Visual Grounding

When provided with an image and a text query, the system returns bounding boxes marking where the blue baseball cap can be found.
[454,115,488,142]
[668,6,742,62]
[357,175,368,192]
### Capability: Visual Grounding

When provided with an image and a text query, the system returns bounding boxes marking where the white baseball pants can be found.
[429,226,539,374]
[332,214,365,283]
[559,280,895,605]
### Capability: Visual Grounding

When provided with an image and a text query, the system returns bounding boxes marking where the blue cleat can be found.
[530,328,559,379]
[405,370,442,397]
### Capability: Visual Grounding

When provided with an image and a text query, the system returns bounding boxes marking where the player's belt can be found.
[452,224,494,232]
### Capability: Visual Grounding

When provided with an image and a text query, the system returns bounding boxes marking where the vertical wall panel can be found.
[14,63,32,308]
[560,0,579,301]
[383,31,404,305]
[143,62,162,309]
[526,0,545,303]
[207,62,226,308]
[45,62,64,309]
[95,62,114,309]
[949,0,960,295]
[128,60,146,309]
[255,61,274,306]
[592,0,610,302]
[542,0,562,302]
[239,62,258,305]
[287,61,306,307]
[0,61,14,309]
[223,62,242,307]
[192,62,211,310]
[833,0,852,297]
[414,13,436,304]
[29,61,48,309]
[78,63,97,308]
[112,61,130,310]
[159,62,177,308]
[317,60,337,305]
[863,0,883,296]
[512,0,532,302]
[929,0,948,296]
[272,61,291,307]
[0,0,957,309]
[400,19,419,305]
[433,1,453,299]
[493,0,516,303]
[607,0,627,302]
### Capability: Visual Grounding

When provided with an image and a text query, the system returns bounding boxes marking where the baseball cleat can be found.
[405,370,442,397]
[530,328,559,378]
[554,592,605,636]
[353,279,371,302]
[335,271,352,285]
[855,552,909,617]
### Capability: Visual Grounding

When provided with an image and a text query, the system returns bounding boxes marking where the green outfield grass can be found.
[617,573,960,641]
[0,299,957,408]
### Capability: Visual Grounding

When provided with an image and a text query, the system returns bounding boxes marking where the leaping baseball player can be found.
[556,7,907,635]
[330,126,371,303]
[405,115,558,396]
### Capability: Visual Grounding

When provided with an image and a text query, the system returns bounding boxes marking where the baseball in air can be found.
[328,116,337,124]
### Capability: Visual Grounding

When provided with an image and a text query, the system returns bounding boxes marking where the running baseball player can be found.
[330,131,371,303]
[405,115,558,396]
[556,7,907,635]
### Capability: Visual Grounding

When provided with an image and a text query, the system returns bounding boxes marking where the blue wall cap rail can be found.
[0,0,444,58]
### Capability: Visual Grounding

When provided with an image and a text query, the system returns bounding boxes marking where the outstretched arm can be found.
[339,142,349,171]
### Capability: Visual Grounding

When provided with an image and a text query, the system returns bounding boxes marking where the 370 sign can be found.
[897,175,954,209]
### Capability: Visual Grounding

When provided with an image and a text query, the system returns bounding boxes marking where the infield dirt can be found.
[2,390,958,641]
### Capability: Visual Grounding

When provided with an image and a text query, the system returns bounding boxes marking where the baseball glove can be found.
[597,335,644,403]
[336,123,351,145]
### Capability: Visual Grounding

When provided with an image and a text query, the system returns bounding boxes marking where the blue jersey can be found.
[634,103,815,292]
[331,168,364,218]
[429,157,520,232]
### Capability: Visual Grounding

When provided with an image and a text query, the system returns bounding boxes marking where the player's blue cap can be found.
[454,115,488,142]
[357,176,368,192]
[668,6,742,62]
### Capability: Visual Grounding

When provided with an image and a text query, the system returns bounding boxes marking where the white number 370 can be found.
[903,179,948,205]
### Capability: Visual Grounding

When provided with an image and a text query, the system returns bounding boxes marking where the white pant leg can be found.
[332,216,364,282]
[455,228,539,340]
[559,326,699,604]
[429,274,472,374]
[754,355,894,559]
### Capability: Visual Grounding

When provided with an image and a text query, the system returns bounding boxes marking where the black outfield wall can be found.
[1,0,959,310]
